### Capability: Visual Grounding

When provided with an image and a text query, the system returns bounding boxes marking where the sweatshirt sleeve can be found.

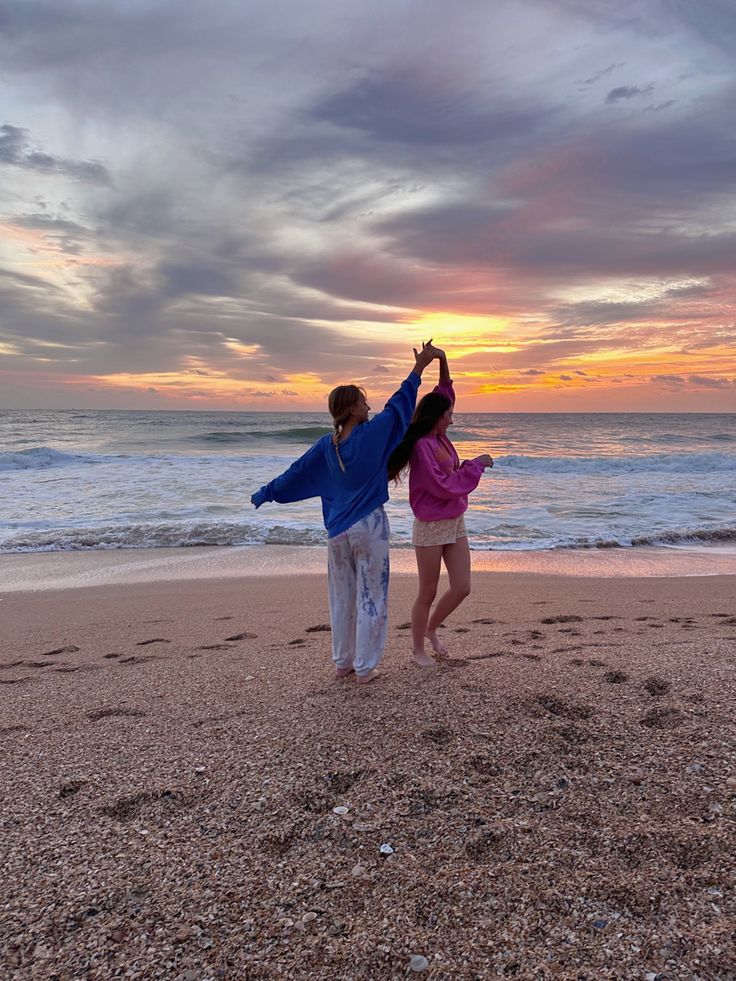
[363,372,421,450]
[252,440,326,506]
[433,378,455,406]
[412,439,485,501]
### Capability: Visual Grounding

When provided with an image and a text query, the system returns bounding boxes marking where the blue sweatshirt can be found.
[252,372,421,537]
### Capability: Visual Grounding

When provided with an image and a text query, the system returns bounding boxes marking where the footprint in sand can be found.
[289,639,306,646]
[119,655,155,665]
[643,676,671,696]
[541,616,583,625]
[305,624,331,633]
[325,769,363,794]
[454,627,470,633]
[603,670,629,684]
[59,779,87,798]
[42,645,80,657]
[640,706,683,729]
[225,632,258,641]
[87,707,146,721]
[0,677,36,685]
[466,755,500,777]
[198,643,232,651]
[103,653,121,659]
[24,661,53,669]
[588,658,607,667]
[100,789,187,822]
[0,724,27,735]
[466,651,505,661]
[422,726,455,746]
[533,695,592,721]
[214,616,234,621]
[136,638,170,646]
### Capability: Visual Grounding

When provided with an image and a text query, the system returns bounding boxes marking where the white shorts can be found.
[412,514,467,547]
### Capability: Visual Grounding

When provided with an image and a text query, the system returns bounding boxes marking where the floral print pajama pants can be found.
[327,506,390,678]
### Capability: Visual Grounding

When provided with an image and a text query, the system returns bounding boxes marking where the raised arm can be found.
[437,350,451,387]
[430,346,454,405]
[412,339,441,379]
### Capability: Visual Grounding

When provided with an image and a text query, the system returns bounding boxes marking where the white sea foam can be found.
[3,409,735,554]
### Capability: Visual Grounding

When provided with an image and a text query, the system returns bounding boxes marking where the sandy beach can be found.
[1,564,734,980]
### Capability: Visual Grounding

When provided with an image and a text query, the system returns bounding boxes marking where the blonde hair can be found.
[328,384,366,473]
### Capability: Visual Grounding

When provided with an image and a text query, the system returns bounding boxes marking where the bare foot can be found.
[335,666,355,679]
[356,669,380,684]
[426,630,448,657]
[411,650,437,668]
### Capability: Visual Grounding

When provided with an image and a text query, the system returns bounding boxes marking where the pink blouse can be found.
[408,380,486,522]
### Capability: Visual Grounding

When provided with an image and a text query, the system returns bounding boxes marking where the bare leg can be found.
[411,545,443,667]
[426,537,471,647]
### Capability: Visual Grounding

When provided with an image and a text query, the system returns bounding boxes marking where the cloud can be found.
[688,374,733,389]
[1,0,736,409]
[605,84,654,103]
[0,123,112,185]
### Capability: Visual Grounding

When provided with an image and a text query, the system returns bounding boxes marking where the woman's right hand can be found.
[413,339,440,374]
[477,454,494,469]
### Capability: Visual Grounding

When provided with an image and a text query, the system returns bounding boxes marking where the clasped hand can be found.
[413,338,442,369]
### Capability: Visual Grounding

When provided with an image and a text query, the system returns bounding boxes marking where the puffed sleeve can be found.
[251,440,327,505]
[412,439,485,501]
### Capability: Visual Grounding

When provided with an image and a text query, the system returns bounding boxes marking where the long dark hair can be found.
[387,391,451,482]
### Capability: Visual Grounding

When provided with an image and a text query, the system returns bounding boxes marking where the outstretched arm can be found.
[251,441,325,508]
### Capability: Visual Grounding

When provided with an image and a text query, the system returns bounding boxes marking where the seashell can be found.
[410,954,429,972]
[379,843,394,856]
[332,805,349,815]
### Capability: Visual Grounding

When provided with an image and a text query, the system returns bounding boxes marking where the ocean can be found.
[2,409,735,555]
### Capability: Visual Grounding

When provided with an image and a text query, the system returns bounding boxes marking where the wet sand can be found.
[1,570,735,979]
[2,542,736,593]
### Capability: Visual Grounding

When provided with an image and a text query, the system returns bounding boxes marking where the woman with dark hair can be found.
[387,350,493,666]
[251,341,440,684]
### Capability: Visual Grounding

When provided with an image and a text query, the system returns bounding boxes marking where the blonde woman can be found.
[251,342,439,683]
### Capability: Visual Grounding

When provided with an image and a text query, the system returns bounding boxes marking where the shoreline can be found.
[2,541,736,593]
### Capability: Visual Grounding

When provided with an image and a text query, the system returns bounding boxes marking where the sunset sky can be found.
[1,0,735,412]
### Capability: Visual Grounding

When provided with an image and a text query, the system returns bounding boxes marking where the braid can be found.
[332,414,349,473]
[327,384,366,474]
